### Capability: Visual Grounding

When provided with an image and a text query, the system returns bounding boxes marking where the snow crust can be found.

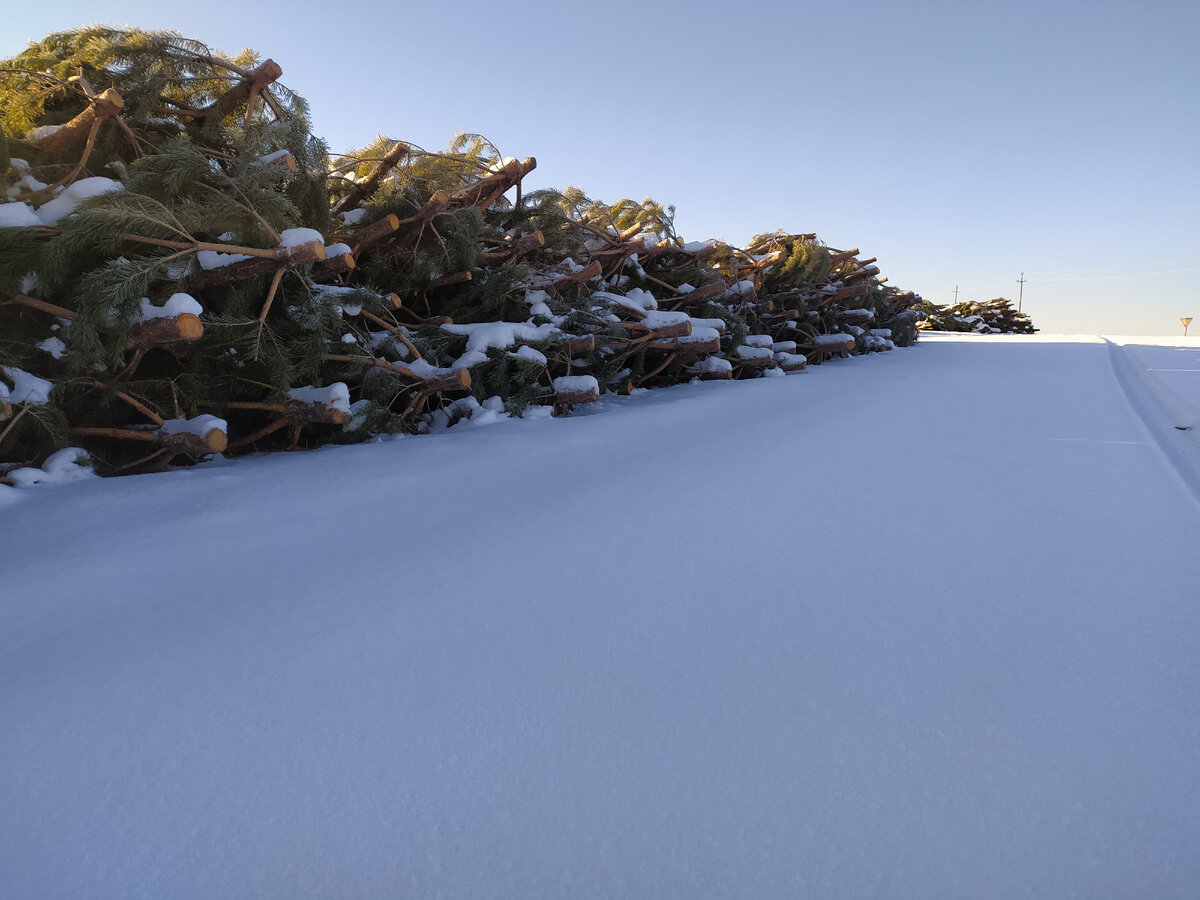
[139,293,203,320]
[253,149,292,166]
[288,383,351,414]
[35,336,66,359]
[25,124,64,141]
[696,356,733,374]
[279,227,324,249]
[553,374,598,394]
[735,345,772,359]
[813,333,853,346]
[160,414,226,437]
[1,366,53,404]
[509,345,548,366]
[689,316,726,333]
[196,249,251,269]
[443,321,560,368]
[0,201,41,226]
[6,447,94,487]
[641,310,690,330]
[33,176,124,225]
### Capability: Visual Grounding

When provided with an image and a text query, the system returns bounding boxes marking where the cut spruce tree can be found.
[1,26,944,480]
[916,297,1037,334]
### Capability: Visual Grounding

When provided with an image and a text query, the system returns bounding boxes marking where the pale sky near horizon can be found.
[4,0,1197,335]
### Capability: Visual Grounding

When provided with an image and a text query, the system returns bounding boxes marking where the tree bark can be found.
[553,384,599,405]
[311,251,356,283]
[481,230,544,264]
[189,240,326,290]
[647,335,721,354]
[197,59,283,124]
[36,89,124,160]
[72,424,227,454]
[324,354,471,392]
[449,157,537,211]
[340,213,399,251]
[363,191,450,257]
[332,141,410,214]
[225,399,349,425]
[127,314,204,349]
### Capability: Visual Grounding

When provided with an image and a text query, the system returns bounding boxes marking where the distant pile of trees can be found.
[917,298,1036,334]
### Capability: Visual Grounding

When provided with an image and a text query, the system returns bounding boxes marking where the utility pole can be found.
[953,285,960,303]
[1017,272,1027,313]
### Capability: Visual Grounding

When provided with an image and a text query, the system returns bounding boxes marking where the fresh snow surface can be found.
[3,335,1200,898]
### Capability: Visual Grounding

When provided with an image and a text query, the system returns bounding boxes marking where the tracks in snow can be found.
[1104,337,1200,504]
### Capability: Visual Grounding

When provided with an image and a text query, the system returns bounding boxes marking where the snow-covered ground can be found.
[3,334,1200,899]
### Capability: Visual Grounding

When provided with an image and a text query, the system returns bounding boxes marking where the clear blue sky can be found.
[5,0,1197,334]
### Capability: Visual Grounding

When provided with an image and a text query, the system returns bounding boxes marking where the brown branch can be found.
[189,241,326,290]
[310,252,356,283]
[71,424,227,454]
[127,314,205,350]
[9,294,75,320]
[118,233,285,259]
[225,399,349,426]
[35,88,124,160]
[332,141,410,215]
[358,309,424,361]
[361,190,450,258]
[448,157,537,211]
[192,181,282,244]
[228,417,288,449]
[338,213,399,252]
[481,230,544,264]
[324,354,470,392]
[0,403,31,449]
[195,59,283,124]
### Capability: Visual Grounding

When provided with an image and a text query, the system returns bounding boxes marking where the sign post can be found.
[1183,317,1194,337]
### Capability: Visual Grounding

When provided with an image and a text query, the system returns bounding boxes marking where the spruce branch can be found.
[0,402,31,449]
